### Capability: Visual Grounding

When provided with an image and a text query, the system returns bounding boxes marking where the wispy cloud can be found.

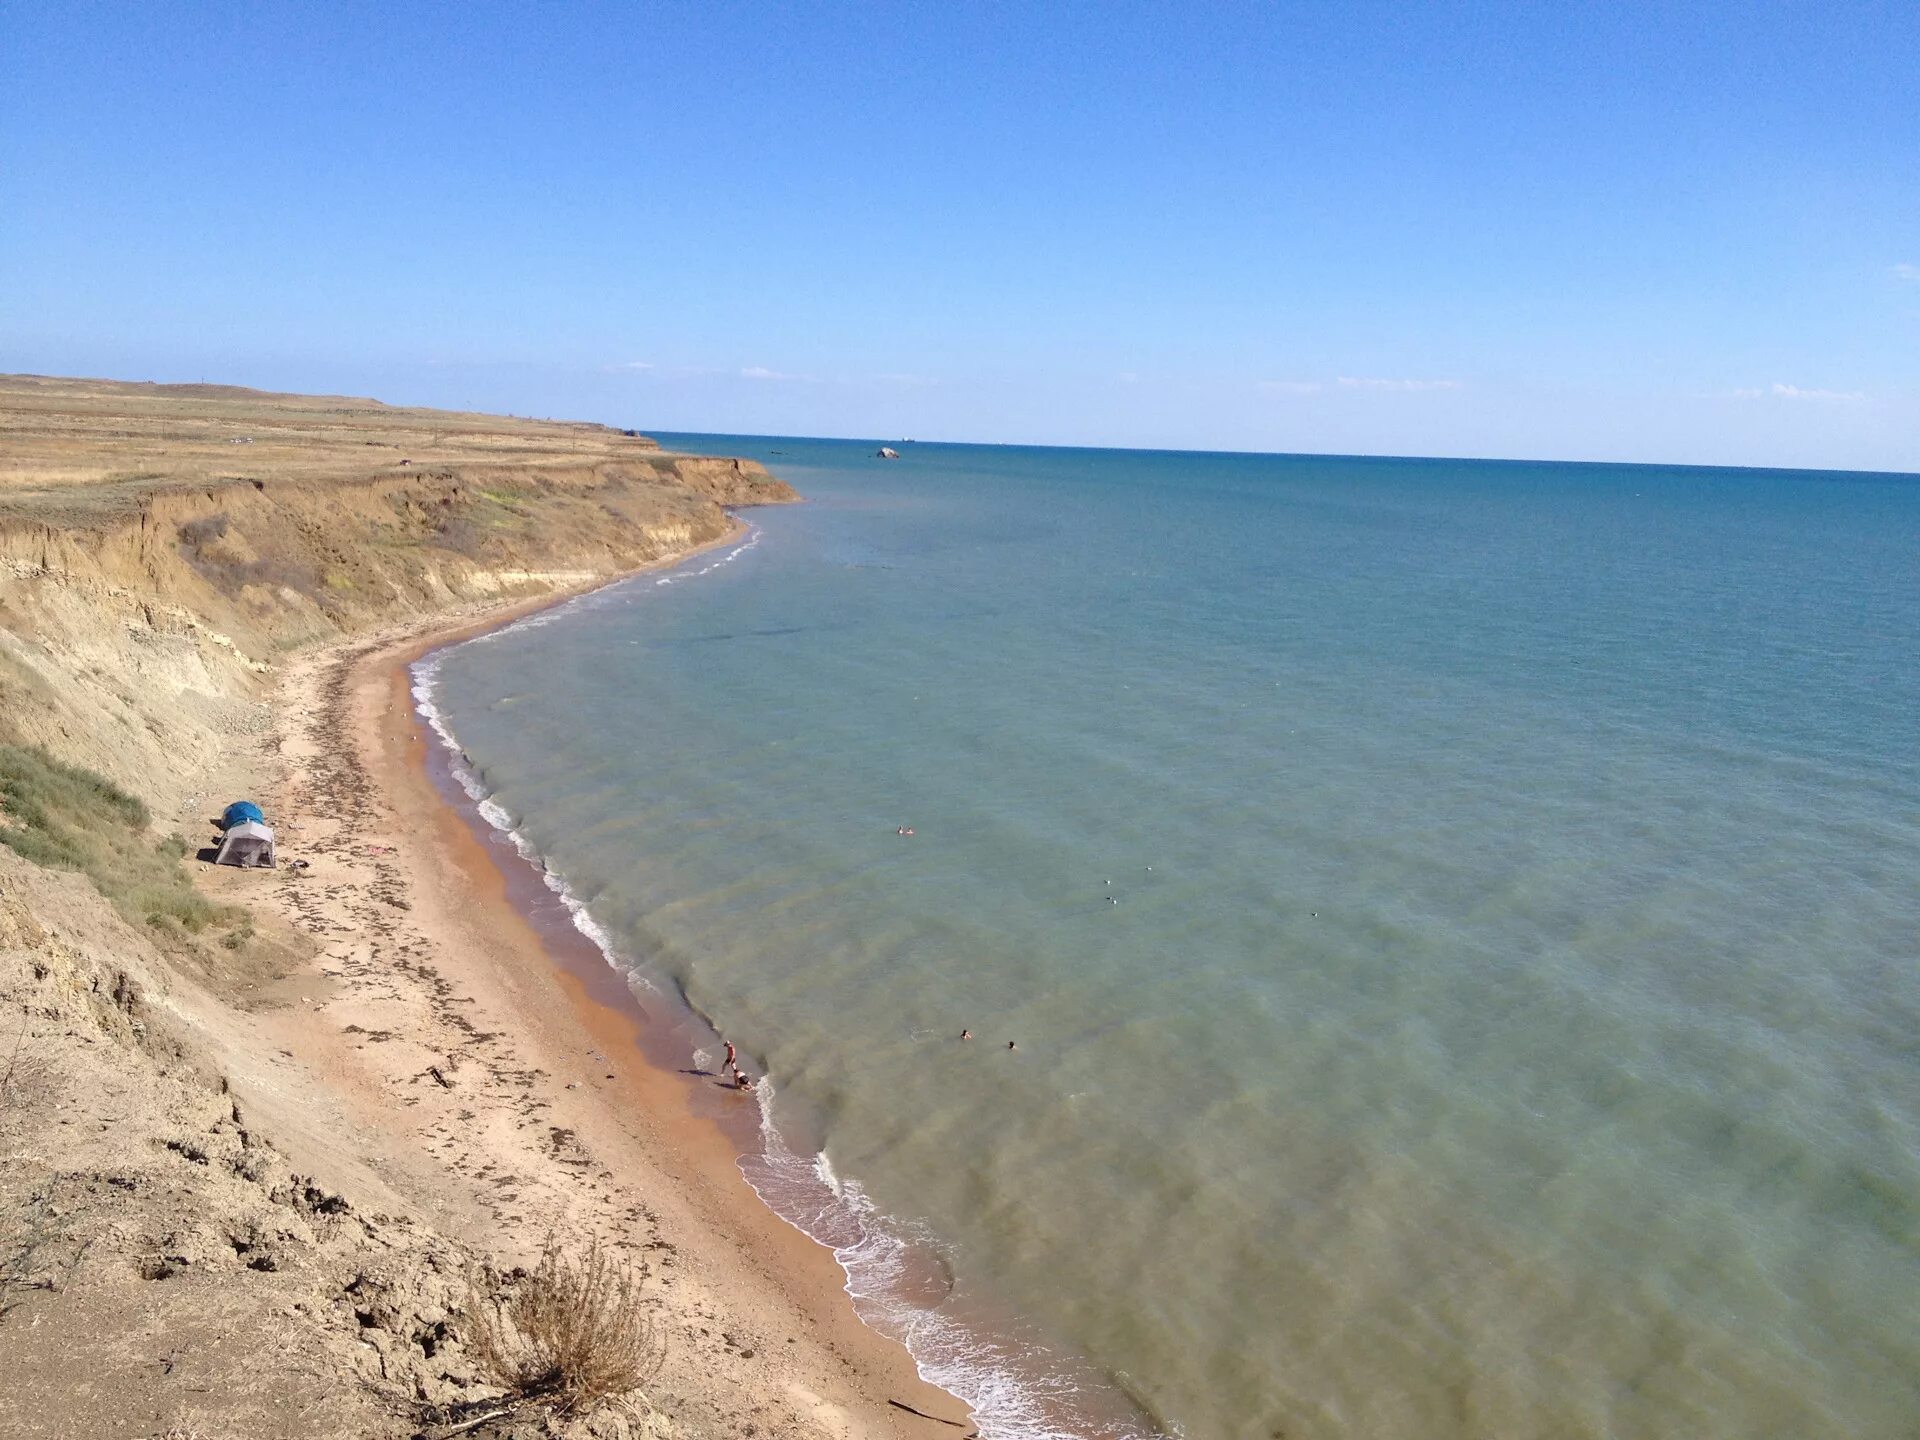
[1771,383,1866,402]
[741,365,821,382]
[1336,376,1463,392]
[872,372,940,388]
[1258,376,1462,396]
[1729,382,1868,403]
[1892,262,1920,283]
[604,359,654,373]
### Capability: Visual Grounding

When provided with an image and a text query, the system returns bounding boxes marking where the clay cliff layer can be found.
[0,374,794,807]
[0,377,897,1440]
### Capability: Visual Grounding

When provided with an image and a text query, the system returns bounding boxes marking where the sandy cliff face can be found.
[0,376,793,808]
[0,378,825,1440]
[0,848,450,1438]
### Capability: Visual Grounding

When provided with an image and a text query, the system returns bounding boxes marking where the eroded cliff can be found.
[0,374,794,808]
[0,376,839,1440]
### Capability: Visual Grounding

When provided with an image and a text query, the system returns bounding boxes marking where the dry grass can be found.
[467,1238,664,1413]
[0,372,662,519]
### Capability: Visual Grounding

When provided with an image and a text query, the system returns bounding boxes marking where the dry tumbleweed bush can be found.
[468,1238,664,1412]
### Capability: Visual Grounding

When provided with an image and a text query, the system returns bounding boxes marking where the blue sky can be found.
[4,1,1916,470]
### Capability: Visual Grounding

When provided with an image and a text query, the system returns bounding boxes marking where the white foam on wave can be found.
[405,523,764,984]
[449,521,763,650]
[739,1091,1158,1440]
[413,652,650,988]
[652,526,761,586]
[409,523,1152,1440]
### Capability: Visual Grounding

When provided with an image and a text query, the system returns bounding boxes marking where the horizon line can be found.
[10,369,1914,483]
[647,428,1920,483]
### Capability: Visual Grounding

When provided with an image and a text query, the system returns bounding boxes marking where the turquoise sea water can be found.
[419,440,1920,1440]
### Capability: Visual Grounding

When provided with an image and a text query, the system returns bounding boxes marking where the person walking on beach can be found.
[723,1040,736,1072]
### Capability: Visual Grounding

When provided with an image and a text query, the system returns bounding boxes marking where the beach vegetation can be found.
[425,487,540,558]
[0,744,242,941]
[466,1237,664,1414]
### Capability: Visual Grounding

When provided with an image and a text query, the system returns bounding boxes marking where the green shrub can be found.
[0,744,244,943]
[0,744,147,830]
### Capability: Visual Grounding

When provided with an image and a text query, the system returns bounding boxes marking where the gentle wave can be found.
[410,652,644,988]
[652,525,762,585]
[405,526,766,979]
[739,1116,1162,1440]
[410,440,1920,1439]
[408,531,1147,1440]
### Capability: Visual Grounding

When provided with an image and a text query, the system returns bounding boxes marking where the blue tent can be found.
[221,800,265,830]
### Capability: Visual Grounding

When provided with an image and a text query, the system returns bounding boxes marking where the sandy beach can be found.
[0,377,971,1439]
[241,544,973,1434]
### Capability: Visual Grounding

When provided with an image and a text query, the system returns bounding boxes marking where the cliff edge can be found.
[0,377,926,1440]
[0,375,794,810]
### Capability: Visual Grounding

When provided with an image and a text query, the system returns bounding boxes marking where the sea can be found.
[414,438,1920,1440]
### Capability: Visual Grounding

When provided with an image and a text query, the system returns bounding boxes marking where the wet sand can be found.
[261,527,972,1437]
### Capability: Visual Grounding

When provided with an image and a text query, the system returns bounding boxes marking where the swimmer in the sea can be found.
[1007,1041,1017,1051]
[960,1029,972,1040]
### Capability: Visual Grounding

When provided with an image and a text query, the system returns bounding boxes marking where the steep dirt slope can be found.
[0,378,870,1440]
[0,374,793,809]
[1,848,459,1440]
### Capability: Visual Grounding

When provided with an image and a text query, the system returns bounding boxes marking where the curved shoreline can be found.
[393,522,1168,1440]
[310,519,975,1435]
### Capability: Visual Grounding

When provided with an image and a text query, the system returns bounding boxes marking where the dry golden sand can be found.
[0,376,973,1439]
[230,559,972,1437]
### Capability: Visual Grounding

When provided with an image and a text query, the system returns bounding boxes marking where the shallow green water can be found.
[421,440,1920,1439]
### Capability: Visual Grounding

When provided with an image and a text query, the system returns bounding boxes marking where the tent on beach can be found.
[214,818,276,868]
[221,799,265,829]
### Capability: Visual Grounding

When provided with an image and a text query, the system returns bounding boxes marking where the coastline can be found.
[12,380,1917,1439]
[266,522,974,1435]
[397,524,1169,1440]
[0,380,989,1439]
